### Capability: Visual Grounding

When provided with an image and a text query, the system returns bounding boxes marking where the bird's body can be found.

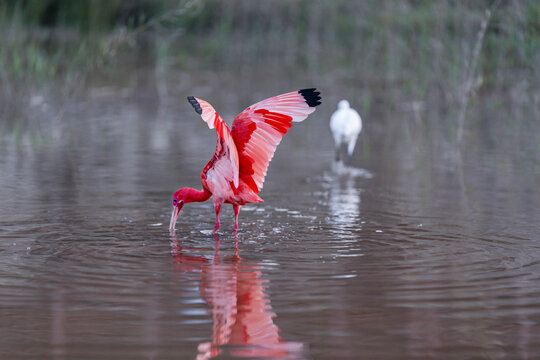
[170,89,321,233]
[330,100,362,163]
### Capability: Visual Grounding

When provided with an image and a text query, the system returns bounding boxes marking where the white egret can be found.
[330,100,362,164]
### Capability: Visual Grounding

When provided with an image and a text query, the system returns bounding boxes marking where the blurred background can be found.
[1,0,539,146]
[2,1,540,359]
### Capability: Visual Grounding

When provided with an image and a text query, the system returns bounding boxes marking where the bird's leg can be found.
[335,145,341,162]
[345,144,352,166]
[346,153,353,166]
[213,201,222,233]
[346,136,358,165]
[233,205,241,233]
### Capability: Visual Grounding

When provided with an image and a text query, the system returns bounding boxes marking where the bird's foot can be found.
[212,222,220,233]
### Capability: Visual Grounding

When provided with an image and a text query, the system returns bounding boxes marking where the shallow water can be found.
[2,70,540,359]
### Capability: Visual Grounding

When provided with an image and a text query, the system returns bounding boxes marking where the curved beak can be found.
[169,203,183,232]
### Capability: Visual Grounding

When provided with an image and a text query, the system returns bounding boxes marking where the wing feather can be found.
[231,88,321,193]
[187,96,239,188]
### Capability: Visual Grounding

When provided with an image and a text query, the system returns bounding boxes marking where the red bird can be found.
[169,88,321,233]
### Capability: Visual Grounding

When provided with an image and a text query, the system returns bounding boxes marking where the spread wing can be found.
[187,96,239,188]
[231,88,321,193]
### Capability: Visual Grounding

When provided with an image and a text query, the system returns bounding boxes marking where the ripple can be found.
[2,90,540,359]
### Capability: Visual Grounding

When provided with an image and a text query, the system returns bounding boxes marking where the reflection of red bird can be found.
[170,235,305,359]
[170,89,321,233]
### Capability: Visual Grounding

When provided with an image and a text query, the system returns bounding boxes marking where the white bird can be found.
[330,99,362,164]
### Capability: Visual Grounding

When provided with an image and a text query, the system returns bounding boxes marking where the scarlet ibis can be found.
[170,88,321,233]
[330,99,362,164]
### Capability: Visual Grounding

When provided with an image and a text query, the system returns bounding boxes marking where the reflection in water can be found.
[328,162,371,231]
[329,176,361,226]
[171,235,306,359]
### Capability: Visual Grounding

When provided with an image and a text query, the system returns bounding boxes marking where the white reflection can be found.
[328,162,371,230]
[329,176,361,226]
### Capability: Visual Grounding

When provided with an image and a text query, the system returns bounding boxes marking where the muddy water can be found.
[1,69,540,359]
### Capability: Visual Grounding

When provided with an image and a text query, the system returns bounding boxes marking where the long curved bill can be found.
[169,205,182,232]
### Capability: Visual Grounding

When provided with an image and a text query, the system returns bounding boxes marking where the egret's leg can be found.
[233,205,241,232]
[213,201,222,233]
[346,135,358,165]
[335,145,341,162]
[332,134,342,162]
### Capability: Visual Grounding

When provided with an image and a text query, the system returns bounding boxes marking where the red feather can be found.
[231,90,318,194]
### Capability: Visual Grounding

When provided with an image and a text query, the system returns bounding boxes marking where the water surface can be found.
[1,69,540,359]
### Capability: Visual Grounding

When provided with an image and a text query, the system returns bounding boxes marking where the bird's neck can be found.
[185,188,212,203]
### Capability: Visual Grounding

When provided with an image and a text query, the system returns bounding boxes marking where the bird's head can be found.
[169,187,210,232]
[338,99,350,109]
[169,188,189,232]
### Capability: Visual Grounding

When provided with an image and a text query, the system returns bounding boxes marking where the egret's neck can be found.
[185,188,212,203]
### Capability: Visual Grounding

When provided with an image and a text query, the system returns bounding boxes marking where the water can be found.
[1,68,540,359]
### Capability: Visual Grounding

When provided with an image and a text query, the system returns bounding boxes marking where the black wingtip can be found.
[299,88,322,107]
[187,96,202,114]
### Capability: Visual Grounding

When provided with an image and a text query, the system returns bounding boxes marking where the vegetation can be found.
[1,0,539,142]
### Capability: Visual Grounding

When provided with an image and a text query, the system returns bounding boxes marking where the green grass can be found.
[2,0,538,90]
[1,0,539,143]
